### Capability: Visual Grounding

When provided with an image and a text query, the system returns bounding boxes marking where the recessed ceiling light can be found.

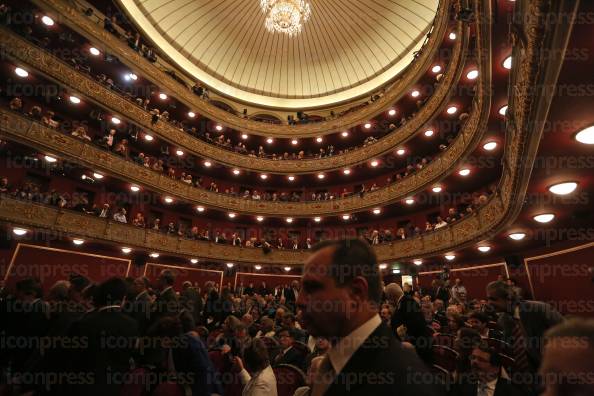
[111,117,121,124]
[575,126,594,144]
[466,69,479,80]
[379,263,388,270]
[447,106,458,115]
[411,90,420,98]
[370,160,379,167]
[316,137,323,143]
[483,141,497,151]
[159,93,167,100]
[449,32,456,40]
[188,111,195,118]
[286,217,293,223]
[314,217,321,222]
[317,173,325,179]
[89,47,100,56]
[130,185,140,192]
[150,253,160,258]
[291,139,298,145]
[215,125,223,131]
[72,239,85,245]
[12,227,27,236]
[431,65,442,73]
[144,134,154,141]
[176,149,184,156]
[255,265,262,270]
[14,67,29,77]
[413,259,423,266]
[388,109,397,116]
[256,216,264,222]
[392,269,401,274]
[190,259,198,264]
[121,247,132,254]
[41,15,54,26]
[432,186,442,193]
[69,96,81,104]
[508,233,526,241]
[232,169,240,175]
[396,148,406,156]
[266,138,273,144]
[343,169,351,175]
[405,198,415,205]
[44,155,57,163]
[533,213,555,223]
[364,123,372,129]
[129,73,137,80]
[204,161,212,167]
[226,262,234,268]
[81,175,87,181]
[284,267,291,272]
[241,134,249,140]
[548,182,578,195]
[288,175,295,181]
[478,246,491,253]
[459,168,471,176]
[373,208,381,215]
[196,206,205,212]
[342,214,350,220]
[260,174,268,180]
[499,105,508,116]
[503,56,512,70]
[445,255,456,261]
[228,213,236,218]
[93,173,104,180]
[341,131,349,137]
[424,129,434,137]
[164,197,173,203]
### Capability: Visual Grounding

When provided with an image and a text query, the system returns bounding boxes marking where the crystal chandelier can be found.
[260,0,311,37]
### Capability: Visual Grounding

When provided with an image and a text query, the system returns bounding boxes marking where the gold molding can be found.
[233,272,301,290]
[0,24,468,174]
[0,103,485,217]
[144,262,224,292]
[32,0,452,137]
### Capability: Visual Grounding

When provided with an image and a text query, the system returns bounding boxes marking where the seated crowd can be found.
[0,170,495,250]
[5,97,461,204]
[0,239,589,396]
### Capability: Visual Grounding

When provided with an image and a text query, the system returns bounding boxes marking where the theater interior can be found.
[0,0,593,395]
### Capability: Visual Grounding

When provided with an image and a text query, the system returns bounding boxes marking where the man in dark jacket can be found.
[297,239,443,396]
[152,269,179,321]
[386,283,433,363]
[180,280,203,326]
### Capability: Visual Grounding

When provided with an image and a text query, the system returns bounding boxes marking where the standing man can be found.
[486,280,563,387]
[153,269,179,320]
[180,280,203,326]
[284,280,300,311]
[297,239,442,396]
[450,278,468,305]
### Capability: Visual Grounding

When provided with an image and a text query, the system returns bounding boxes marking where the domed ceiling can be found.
[119,0,439,109]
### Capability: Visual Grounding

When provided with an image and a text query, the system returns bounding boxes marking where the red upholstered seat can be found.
[273,364,307,396]
[432,345,459,372]
[208,350,226,373]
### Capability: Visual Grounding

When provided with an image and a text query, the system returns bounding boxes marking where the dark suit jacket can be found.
[325,322,443,396]
[67,307,139,396]
[125,290,152,334]
[497,300,564,370]
[152,286,180,321]
[273,345,306,371]
[449,377,524,396]
[180,286,203,325]
[391,295,433,362]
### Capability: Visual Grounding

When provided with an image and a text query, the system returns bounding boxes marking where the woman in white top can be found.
[234,338,277,396]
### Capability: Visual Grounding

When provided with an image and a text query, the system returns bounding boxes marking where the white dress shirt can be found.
[477,378,498,396]
[327,314,381,375]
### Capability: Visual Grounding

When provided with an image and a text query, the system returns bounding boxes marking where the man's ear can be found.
[349,276,369,302]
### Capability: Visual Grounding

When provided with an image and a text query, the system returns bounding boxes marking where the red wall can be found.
[2,243,131,290]
[234,272,301,289]
[144,263,223,292]
[524,243,594,317]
